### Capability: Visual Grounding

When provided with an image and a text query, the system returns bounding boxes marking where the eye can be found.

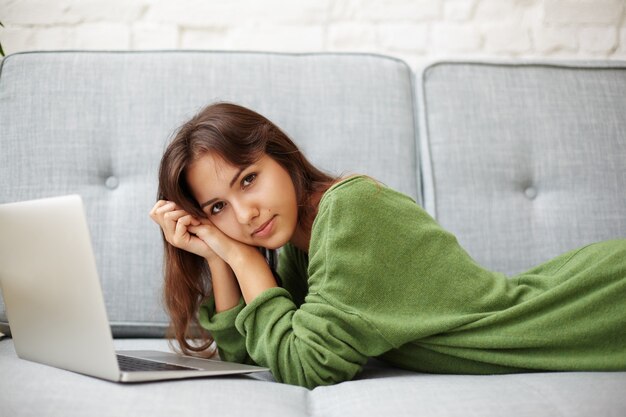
[242,173,257,188]
[210,201,226,215]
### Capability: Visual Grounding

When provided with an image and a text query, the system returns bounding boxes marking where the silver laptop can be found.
[0,194,268,382]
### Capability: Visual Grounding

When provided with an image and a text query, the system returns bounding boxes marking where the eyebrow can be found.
[199,165,249,209]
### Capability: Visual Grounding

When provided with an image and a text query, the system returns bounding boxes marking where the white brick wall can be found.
[1,0,625,69]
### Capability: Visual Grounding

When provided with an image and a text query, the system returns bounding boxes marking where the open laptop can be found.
[0,194,268,382]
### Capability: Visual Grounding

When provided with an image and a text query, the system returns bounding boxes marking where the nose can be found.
[232,199,259,225]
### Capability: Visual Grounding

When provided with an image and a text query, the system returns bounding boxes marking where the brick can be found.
[615,27,626,56]
[377,23,429,52]
[1,0,81,25]
[431,22,482,52]
[180,28,231,50]
[0,26,74,52]
[181,24,325,52]
[355,0,441,21]
[132,22,178,49]
[444,0,476,21]
[483,22,532,54]
[144,0,239,27]
[145,0,329,27]
[533,25,578,53]
[245,0,330,24]
[72,22,131,49]
[543,0,623,25]
[229,24,325,51]
[0,26,38,54]
[579,26,618,54]
[475,0,524,20]
[66,0,146,23]
[327,22,379,52]
[329,0,361,20]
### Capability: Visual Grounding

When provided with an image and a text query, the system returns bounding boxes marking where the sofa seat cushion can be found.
[1,338,625,417]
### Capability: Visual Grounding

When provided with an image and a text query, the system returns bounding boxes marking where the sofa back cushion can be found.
[0,51,418,336]
[419,61,626,275]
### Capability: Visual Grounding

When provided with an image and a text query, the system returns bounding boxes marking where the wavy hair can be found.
[157,102,334,357]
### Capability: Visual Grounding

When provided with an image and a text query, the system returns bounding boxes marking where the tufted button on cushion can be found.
[105,176,119,190]
[524,187,537,200]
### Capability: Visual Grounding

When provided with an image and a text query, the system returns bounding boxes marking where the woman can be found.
[150,102,626,389]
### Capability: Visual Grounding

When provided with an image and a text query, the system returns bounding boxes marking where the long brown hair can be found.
[157,102,334,356]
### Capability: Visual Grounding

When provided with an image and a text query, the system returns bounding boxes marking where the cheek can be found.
[212,215,248,241]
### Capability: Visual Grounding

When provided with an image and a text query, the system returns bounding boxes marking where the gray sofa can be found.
[1,51,625,416]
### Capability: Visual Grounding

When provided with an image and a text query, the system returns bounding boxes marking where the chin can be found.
[261,240,286,251]
[261,233,291,250]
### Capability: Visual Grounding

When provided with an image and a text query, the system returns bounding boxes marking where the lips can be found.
[252,216,276,237]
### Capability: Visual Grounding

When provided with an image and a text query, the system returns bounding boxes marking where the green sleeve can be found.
[234,287,379,389]
[198,296,256,365]
[197,245,310,367]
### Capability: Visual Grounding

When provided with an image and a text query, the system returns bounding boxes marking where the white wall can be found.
[1,0,625,69]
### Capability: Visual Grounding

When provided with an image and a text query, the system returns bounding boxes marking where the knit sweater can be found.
[198,176,626,389]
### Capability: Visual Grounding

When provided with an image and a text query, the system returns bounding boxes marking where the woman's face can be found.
[185,152,299,250]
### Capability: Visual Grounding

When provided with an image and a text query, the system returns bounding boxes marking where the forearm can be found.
[201,251,275,366]
[229,248,278,304]
[234,288,370,388]
[207,257,242,313]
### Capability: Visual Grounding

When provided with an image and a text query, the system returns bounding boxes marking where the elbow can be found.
[271,358,361,389]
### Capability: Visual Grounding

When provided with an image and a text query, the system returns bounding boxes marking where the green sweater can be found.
[199,176,626,389]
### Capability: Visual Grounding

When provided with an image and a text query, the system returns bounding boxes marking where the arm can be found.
[199,256,257,364]
[149,201,251,363]
[187,220,278,303]
[186,216,379,388]
[234,288,377,388]
[149,200,246,308]
[207,256,241,313]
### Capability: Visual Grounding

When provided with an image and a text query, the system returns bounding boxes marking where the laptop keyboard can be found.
[116,354,200,372]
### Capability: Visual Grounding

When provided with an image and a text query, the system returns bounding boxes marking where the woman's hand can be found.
[149,200,217,261]
[149,200,277,303]
[149,200,259,265]
[187,218,261,267]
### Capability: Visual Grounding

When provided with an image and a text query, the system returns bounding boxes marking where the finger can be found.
[173,215,200,246]
[188,223,210,237]
[162,209,190,236]
[198,216,216,226]
[153,199,169,208]
[154,201,178,215]
[151,203,176,225]
[149,200,169,219]
[163,209,190,222]
[175,214,198,229]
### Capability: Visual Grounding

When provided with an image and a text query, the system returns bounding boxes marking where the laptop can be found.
[0,194,268,382]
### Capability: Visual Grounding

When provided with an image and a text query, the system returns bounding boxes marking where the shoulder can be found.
[308,175,444,263]
[322,175,414,206]
[308,176,428,260]
[315,175,418,225]
[305,176,428,306]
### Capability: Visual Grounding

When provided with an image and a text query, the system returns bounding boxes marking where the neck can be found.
[290,226,310,253]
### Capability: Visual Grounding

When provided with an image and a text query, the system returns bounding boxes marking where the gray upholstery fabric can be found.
[0,51,417,336]
[419,61,626,275]
[2,338,625,417]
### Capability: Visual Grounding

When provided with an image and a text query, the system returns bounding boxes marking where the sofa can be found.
[1,51,625,416]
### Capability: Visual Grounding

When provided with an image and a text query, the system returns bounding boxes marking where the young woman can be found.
[150,102,626,389]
